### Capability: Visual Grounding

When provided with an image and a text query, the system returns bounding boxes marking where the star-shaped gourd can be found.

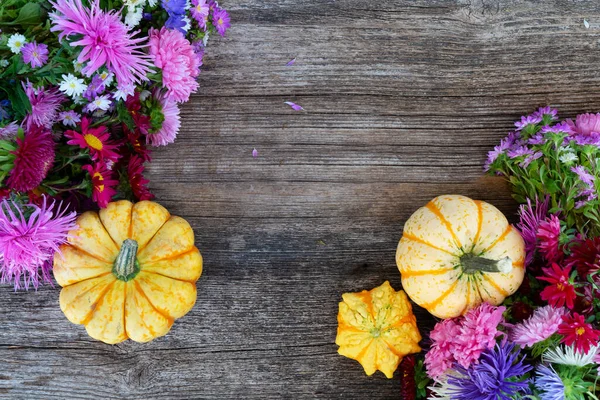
[335,281,422,378]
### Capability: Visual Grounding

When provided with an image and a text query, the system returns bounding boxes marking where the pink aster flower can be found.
[149,27,200,103]
[566,113,600,136]
[510,306,567,348]
[6,126,56,192]
[0,196,77,290]
[22,82,65,130]
[49,0,152,86]
[537,215,563,263]
[425,319,461,380]
[21,41,49,68]
[146,92,181,146]
[212,7,230,37]
[453,303,505,369]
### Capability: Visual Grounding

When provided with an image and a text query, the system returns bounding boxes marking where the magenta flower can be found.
[146,92,181,146]
[510,306,567,348]
[22,82,64,130]
[537,215,562,263]
[21,41,49,68]
[516,196,550,265]
[212,7,230,37]
[566,113,600,136]
[49,0,152,86]
[6,126,56,192]
[149,27,200,103]
[425,318,461,379]
[0,197,77,290]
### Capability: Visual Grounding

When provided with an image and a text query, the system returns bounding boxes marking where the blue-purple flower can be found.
[534,365,564,400]
[445,342,532,400]
[162,0,187,33]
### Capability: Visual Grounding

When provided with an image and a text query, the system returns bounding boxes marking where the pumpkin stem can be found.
[113,239,140,281]
[460,254,513,274]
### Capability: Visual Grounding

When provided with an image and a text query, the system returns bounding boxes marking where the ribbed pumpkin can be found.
[53,200,203,344]
[335,281,422,378]
[396,195,525,319]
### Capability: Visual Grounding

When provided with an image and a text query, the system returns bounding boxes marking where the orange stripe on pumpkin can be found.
[401,232,458,256]
[481,224,512,253]
[356,291,375,318]
[425,202,463,249]
[513,259,525,268]
[482,274,509,297]
[472,200,483,247]
[354,339,374,363]
[421,279,460,311]
[400,268,454,278]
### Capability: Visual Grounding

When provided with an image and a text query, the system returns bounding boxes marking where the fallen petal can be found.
[252,148,258,158]
[284,101,304,111]
[286,58,296,66]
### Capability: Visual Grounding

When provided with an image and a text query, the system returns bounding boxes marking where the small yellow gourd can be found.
[335,281,421,378]
[396,194,525,319]
[53,200,203,344]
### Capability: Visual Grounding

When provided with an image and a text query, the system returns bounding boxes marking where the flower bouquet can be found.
[336,108,600,399]
[0,0,229,290]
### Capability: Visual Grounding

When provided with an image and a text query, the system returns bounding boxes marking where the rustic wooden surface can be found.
[4,0,600,398]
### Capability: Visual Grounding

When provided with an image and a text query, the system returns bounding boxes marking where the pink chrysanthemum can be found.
[21,41,49,68]
[23,82,64,130]
[425,319,461,380]
[0,197,77,290]
[6,126,56,192]
[82,162,118,208]
[510,305,567,348]
[453,303,505,369]
[49,0,152,86]
[566,113,600,136]
[147,92,181,146]
[149,27,200,103]
[537,214,563,263]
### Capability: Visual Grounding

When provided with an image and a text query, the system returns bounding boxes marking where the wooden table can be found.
[3,1,600,398]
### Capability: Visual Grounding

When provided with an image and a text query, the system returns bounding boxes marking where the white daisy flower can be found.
[147,0,157,6]
[125,0,146,7]
[98,71,114,87]
[87,95,112,112]
[7,34,27,54]
[113,82,135,102]
[543,345,598,367]
[139,90,152,101]
[73,59,84,73]
[559,150,578,164]
[124,6,143,28]
[59,74,88,97]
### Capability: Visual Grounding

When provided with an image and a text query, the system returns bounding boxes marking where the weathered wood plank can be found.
[3,0,600,398]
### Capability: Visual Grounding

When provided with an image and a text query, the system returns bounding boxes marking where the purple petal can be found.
[285,101,304,111]
[286,58,296,66]
[252,148,258,158]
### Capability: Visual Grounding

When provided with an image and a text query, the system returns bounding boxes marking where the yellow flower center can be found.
[576,327,586,336]
[84,134,103,151]
[218,18,223,25]
[32,51,38,57]
[556,283,564,291]
[93,172,105,192]
[15,41,21,47]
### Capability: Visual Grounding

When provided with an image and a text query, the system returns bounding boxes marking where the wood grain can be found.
[3,0,600,398]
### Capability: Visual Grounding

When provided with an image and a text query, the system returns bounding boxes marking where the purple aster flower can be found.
[571,165,595,187]
[212,7,230,37]
[507,145,533,159]
[528,132,546,145]
[516,196,550,265]
[21,41,49,68]
[515,114,543,131]
[190,0,209,23]
[520,151,542,168]
[83,74,106,101]
[286,58,296,66]
[0,197,77,290]
[0,122,19,139]
[191,41,205,65]
[445,342,532,400]
[22,82,65,130]
[534,365,564,400]
[58,110,81,127]
[510,306,567,348]
[165,14,187,32]
[571,132,600,146]
[542,122,574,134]
[533,106,559,122]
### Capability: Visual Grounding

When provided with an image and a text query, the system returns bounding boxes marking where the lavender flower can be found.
[571,165,595,187]
[571,132,600,146]
[162,0,187,33]
[21,41,49,68]
[507,145,534,159]
[534,365,565,400]
[528,132,546,145]
[83,75,106,101]
[0,122,19,139]
[445,342,532,400]
[516,196,550,266]
[515,114,543,131]
[542,122,574,134]
[520,151,542,168]
[533,106,559,122]
[0,197,77,290]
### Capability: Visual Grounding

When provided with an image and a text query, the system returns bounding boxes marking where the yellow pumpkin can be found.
[335,281,421,378]
[53,200,203,344]
[396,194,525,319]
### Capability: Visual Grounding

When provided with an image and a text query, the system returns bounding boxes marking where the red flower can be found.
[6,126,55,192]
[125,92,151,135]
[65,117,120,162]
[127,155,154,201]
[566,236,600,278]
[121,124,151,162]
[82,162,118,208]
[558,313,600,354]
[538,263,576,309]
[536,215,563,263]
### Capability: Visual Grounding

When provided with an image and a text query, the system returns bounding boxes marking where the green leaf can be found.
[0,3,45,26]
